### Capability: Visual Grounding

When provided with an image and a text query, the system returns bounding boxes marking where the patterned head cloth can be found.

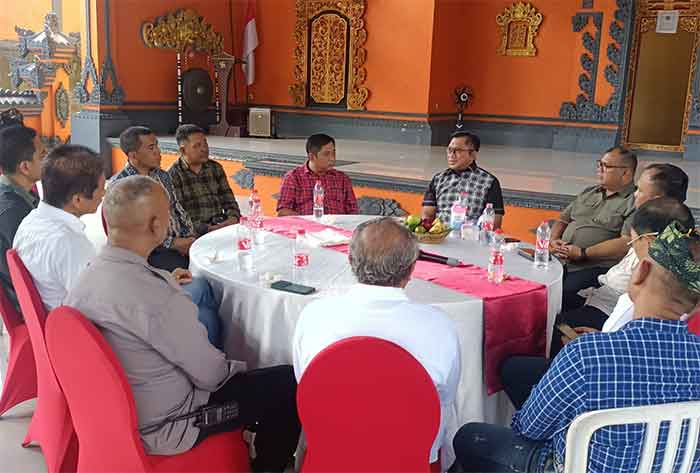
[648,221,700,296]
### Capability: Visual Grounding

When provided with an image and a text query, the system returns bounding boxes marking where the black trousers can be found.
[196,365,301,472]
[549,304,608,358]
[499,356,550,410]
[451,423,549,473]
[562,266,606,309]
[147,246,190,272]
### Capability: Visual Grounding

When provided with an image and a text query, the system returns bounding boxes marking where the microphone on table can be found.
[418,250,461,267]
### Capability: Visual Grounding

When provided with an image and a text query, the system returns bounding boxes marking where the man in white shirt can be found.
[13,145,104,310]
[293,217,461,464]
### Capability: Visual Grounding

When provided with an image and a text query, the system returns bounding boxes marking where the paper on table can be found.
[306,228,351,247]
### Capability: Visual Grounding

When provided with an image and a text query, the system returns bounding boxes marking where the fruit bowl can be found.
[415,229,452,244]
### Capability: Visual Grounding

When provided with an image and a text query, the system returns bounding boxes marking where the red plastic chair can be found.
[0,283,37,416]
[297,336,441,472]
[7,249,77,473]
[46,306,250,472]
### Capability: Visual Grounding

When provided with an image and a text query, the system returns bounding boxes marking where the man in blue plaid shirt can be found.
[452,221,700,472]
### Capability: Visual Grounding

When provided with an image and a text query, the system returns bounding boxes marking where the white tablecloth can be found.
[190,215,563,467]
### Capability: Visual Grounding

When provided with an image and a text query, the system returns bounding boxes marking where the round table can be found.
[190,215,563,466]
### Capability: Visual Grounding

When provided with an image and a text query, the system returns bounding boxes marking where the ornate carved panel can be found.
[496,2,543,57]
[55,82,69,127]
[560,0,634,123]
[309,14,348,104]
[290,0,369,110]
[141,9,224,55]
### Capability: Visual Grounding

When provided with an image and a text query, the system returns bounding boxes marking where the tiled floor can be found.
[158,137,700,209]
[0,331,46,472]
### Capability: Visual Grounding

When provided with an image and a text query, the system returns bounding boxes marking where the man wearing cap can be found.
[452,221,700,472]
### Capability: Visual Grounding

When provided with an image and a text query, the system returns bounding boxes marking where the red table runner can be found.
[263,217,548,394]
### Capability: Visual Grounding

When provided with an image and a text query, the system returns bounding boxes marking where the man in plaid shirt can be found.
[451,221,700,473]
[168,125,241,235]
[112,126,196,272]
[423,131,504,228]
[277,134,358,216]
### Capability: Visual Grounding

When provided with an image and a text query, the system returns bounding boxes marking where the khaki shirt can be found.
[64,245,246,455]
[560,183,636,270]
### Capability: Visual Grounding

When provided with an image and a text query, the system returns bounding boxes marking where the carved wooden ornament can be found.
[289,0,369,110]
[496,2,543,57]
[141,9,223,55]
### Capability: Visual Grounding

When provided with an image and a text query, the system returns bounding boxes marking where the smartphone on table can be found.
[270,280,316,295]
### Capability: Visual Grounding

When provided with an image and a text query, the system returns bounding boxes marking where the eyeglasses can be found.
[627,232,658,246]
[447,147,476,155]
[596,160,631,171]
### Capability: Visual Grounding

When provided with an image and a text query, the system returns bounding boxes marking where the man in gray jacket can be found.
[64,175,300,471]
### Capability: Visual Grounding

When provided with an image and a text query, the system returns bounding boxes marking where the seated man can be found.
[500,197,696,409]
[293,217,460,465]
[0,124,44,309]
[65,175,300,471]
[113,126,197,272]
[552,147,637,300]
[277,133,358,216]
[168,124,241,234]
[454,220,700,472]
[422,131,504,229]
[549,164,690,353]
[114,126,222,347]
[13,145,104,310]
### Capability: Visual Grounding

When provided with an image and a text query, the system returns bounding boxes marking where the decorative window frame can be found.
[496,2,544,57]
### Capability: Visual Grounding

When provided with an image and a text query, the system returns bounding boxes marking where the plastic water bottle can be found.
[293,229,311,283]
[478,203,496,246]
[450,192,469,232]
[248,189,264,245]
[535,220,552,269]
[248,189,262,226]
[236,217,253,270]
[488,229,505,284]
[313,181,324,219]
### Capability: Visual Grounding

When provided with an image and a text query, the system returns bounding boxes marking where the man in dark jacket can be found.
[0,125,44,308]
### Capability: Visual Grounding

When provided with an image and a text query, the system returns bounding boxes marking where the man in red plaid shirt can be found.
[277,134,358,216]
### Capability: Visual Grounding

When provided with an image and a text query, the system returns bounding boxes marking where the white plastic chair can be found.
[564,401,700,473]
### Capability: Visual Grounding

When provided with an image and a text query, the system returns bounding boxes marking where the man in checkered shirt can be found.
[422,131,504,228]
[277,134,358,216]
[451,221,700,473]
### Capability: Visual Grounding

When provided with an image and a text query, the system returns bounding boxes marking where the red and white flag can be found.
[242,0,259,86]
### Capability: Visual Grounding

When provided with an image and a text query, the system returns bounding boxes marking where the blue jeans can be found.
[182,277,222,349]
[452,423,549,472]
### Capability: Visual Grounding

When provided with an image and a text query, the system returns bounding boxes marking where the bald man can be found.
[64,176,300,471]
[293,217,461,466]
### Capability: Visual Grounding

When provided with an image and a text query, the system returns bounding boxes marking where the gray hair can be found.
[349,217,419,287]
[103,175,161,226]
[119,126,154,155]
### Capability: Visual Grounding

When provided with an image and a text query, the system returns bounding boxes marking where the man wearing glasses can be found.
[551,146,637,305]
[422,131,504,228]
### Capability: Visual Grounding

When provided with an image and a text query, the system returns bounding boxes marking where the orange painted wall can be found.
[229,0,436,114]
[0,0,52,39]
[429,0,619,119]
[110,0,235,103]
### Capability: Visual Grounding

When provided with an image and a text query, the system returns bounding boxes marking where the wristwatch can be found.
[581,247,588,260]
